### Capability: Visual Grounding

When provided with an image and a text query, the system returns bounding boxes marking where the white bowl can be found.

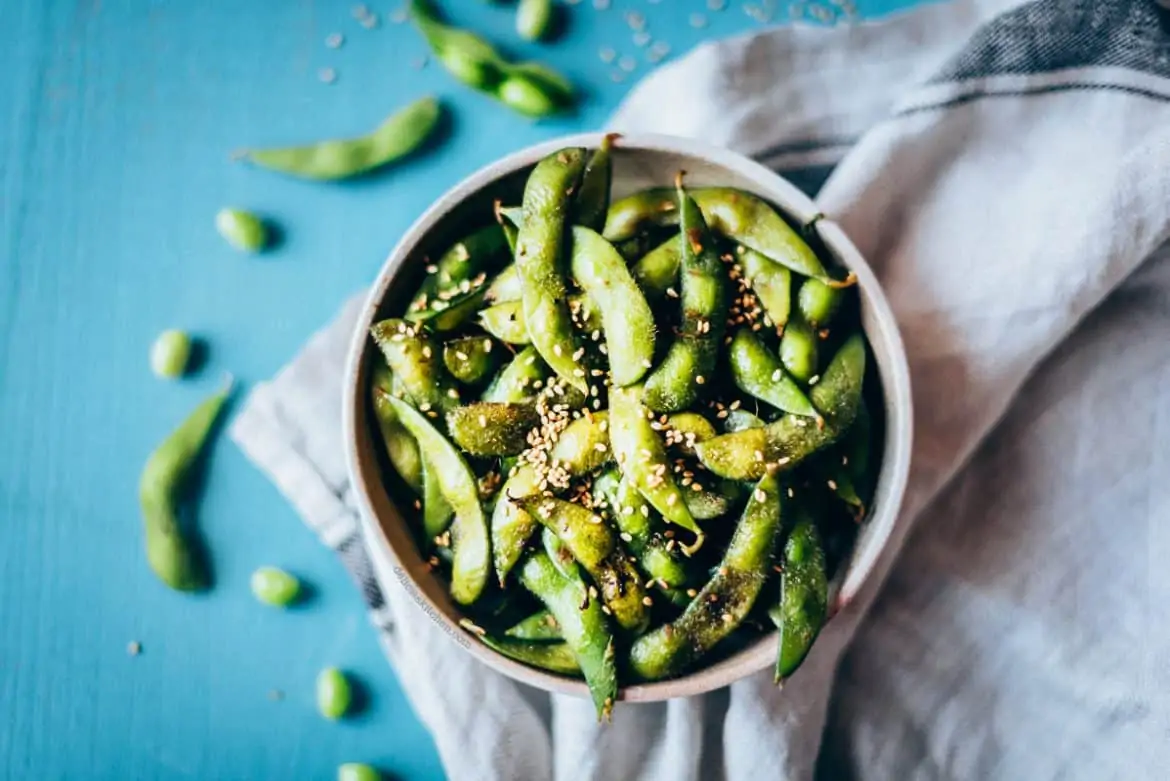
[344,133,913,702]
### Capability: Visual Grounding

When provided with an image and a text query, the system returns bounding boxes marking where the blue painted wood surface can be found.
[0,1,917,778]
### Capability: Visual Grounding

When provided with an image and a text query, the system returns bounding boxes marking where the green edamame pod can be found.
[491,412,612,581]
[409,288,487,332]
[478,634,581,676]
[728,329,820,419]
[609,385,699,534]
[696,334,866,480]
[594,469,693,590]
[643,176,727,412]
[664,412,717,456]
[569,226,656,386]
[682,482,739,521]
[495,205,520,256]
[515,0,554,42]
[370,365,424,495]
[630,237,682,301]
[139,380,232,591]
[823,401,873,517]
[479,301,531,345]
[521,497,649,632]
[780,314,818,383]
[543,526,581,581]
[723,409,766,433]
[421,455,454,539]
[629,469,785,680]
[241,96,441,180]
[386,397,489,605]
[516,148,589,391]
[446,402,538,457]
[408,225,509,317]
[485,262,523,303]
[738,246,792,329]
[770,516,828,680]
[482,346,549,403]
[518,551,617,719]
[797,277,846,326]
[370,319,461,414]
[575,134,617,232]
[506,608,563,640]
[443,335,499,385]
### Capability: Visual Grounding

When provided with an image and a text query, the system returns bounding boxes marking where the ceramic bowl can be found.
[343,132,912,702]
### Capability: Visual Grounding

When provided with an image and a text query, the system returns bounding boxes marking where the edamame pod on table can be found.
[443,335,498,385]
[568,226,655,386]
[728,328,820,419]
[609,385,700,536]
[139,381,232,591]
[575,133,618,232]
[515,148,590,391]
[604,187,856,287]
[518,551,617,719]
[482,346,549,404]
[370,319,461,413]
[506,608,562,641]
[770,515,828,681]
[521,497,649,633]
[629,469,784,681]
[240,96,441,180]
[369,364,424,495]
[696,334,866,481]
[446,402,539,457]
[643,176,727,412]
[386,396,489,605]
[479,634,581,676]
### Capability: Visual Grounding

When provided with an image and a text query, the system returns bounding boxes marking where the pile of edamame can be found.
[368,139,879,719]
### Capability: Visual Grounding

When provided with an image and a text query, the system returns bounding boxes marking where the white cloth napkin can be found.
[231,1,1170,778]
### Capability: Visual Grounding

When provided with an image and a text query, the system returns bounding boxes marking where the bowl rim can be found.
[343,131,913,702]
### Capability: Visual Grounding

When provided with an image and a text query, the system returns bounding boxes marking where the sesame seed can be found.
[754,489,766,502]
[695,376,706,385]
[318,67,337,84]
[788,487,795,498]
[828,479,839,490]
[771,369,782,382]
[641,596,653,606]
[127,641,142,656]
[325,33,345,49]
[721,612,733,623]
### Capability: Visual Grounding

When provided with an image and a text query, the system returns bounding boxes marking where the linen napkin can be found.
[231,0,1170,778]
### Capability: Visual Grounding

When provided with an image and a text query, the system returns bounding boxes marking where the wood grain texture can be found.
[0,1,913,777]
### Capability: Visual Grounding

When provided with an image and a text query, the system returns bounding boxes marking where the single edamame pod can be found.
[695,334,866,480]
[506,608,562,640]
[150,329,192,379]
[215,208,267,253]
[629,469,784,680]
[779,314,818,383]
[737,246,792,329]
[543,525,581,581]
[482,346,549,403]
[518,551,617,719]
[479,634,581,676]
[515,0,554,41]
[139,379,232,591]
[446,402,539,457]
[484,261,523,303]
[593,469,693,590]
[609,385,699,535]
[443,336,498,385]
[370,319,461,414]
[338,764,382,781]
[240,96,441,180]
[568,226,655,386]
[386,397,489,604]
[478,300,532,345]
[250,566,301,607]
[575,134,617,232]
[521,497,649,632]
[723,409,766,433]
[663,412,717,456]
[421,456,454,539]
[408,225,510,315]
[515,148,589,391]
[728,328,820,419]
[316,667,353,720]
[643,175,727,412]
[369,364,424,495]
[797,277,846,326]
[630,237,682,301]
[770,516,828,680]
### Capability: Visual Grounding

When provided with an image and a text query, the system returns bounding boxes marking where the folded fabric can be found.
[231,1,1170,778]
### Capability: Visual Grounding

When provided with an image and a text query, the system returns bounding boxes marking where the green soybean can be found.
[338,764,382,781]
[797,277,846,326]
[728,328,819,418]
[575,133,617,232]
[443,336,499,385]
[215,208,267,253]
[150,329,192,379]
[516,0,554,41]
[316,667,353,720]
[250,566,302,607]
[241,96,441,180]
[780,314,819,383]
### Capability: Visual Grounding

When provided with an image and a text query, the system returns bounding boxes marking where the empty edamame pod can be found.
[770,516,828,680]
[506,608,562,640]
[482,346,549,403]
[521,497,649,632]
[370,319,461,413]
[139,379,232,591]
[479,634,581,676]
[370,364,424,495]
[386,397,489,604]
[240,96,441,180]
[797,277,846,326]
[518,551,617,719]
[696,334,866,480]
[568,226,655,386]
[629,469,784,680]
[446,402,539,456]
[779,314,818,383]
[575,134,618,232]
[515,148,590,390]
[728,329,819,419]
[443,335,498,385]
[643,175,727,412]
[609,385,700,535]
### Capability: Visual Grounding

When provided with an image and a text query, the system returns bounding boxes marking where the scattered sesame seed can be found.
[641,596,654,606]
[689,12,708,28]
[695,375,706,385]
[618,55,637,72]
[633,31,652,47]
[360,13,380,29]
[771,369,782,382]
[318,67,337,84]
[828,479,838,490]
[127,641,141,656]
[593,0,611,10]
[708,0,727,9]
[326,33,345,49]
[269,689,285,701]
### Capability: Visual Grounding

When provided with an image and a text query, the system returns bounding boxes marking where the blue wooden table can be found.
[0,1,915,778]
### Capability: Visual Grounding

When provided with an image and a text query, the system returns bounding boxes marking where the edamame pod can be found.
[569,226,655,386]
[241,96,441,180]
[443,336,498,385]
[370,319,461,413]
[723,409,766,433]
[447,402,539,457]
[515,148,589,391]
[728,329,820,419]
[479,301,532,345]
[770,516,828,680]
[576,134,617,232]
[408,225,509,319]
[609,385,699,534]
[797,277,846,326]
[370,365,424,495]
[543,526,581,581]
[522,497,649,632]
[482,346,549,403]
[593,469,693,590]
[629,469,784,680]
[630,237,682,300]
[663,412,717,456]
[421,452,454,539]
[506,608,563,641]
[738,246,792,329]
[519,552,617,719]
[139,381,232,591]
[479,635,581,676]
[779,314,818,383]
[386,397,489,605]
[696,334,866,480]
[485,262,523,303]
[408,288,487,332]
